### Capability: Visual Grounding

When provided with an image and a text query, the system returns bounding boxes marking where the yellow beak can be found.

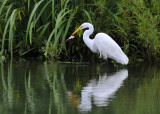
[72,26,82,36]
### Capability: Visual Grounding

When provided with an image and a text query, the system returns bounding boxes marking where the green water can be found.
[0,59,160,114]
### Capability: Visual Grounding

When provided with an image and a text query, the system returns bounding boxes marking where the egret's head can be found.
[80,23,91,30]
[72,23,92,36]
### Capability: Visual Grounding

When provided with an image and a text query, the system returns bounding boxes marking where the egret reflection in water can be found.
[1,61,160,114]
[79,69,128,112]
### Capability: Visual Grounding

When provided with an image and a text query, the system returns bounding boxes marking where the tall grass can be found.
[44,4,75,59]
[114,0,160,61]
[133,0,160,60]
[25,0,44,44]
[1,0,160,61]
[0,0,85,60]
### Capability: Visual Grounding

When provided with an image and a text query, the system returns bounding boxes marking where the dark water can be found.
[0,59,160,114]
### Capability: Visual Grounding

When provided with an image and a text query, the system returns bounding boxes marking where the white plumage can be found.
[72,23,129,65]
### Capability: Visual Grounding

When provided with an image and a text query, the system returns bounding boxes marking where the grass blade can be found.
[53,22,66,48]
[9,9,18,58]
[52,0,55,27]
[29,22,34,43]
[0,0,8,16]
[60,12,75,51]
[25,0,44,44]
[44,29,55,57]
[54,9,72,40]
[37,22,51,39]
[82,9,92,23]
[28,0,30,11]
[5,4,13,21]
[34,0,51,26]
[1,17,10,55]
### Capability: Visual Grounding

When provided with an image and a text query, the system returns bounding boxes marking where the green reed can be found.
[0,0,79,60]
[1,0,160,61]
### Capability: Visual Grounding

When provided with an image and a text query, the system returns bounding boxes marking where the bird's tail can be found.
[108,52,129,65]
[117,53,129,65]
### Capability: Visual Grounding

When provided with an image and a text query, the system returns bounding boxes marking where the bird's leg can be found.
[105,59,108,64]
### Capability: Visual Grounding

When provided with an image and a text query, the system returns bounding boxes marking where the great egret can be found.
[70,23,129,65]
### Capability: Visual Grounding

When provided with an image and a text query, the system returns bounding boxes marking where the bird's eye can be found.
[83,27,89,30]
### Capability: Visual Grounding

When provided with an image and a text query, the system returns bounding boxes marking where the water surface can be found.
[0,59,160,114]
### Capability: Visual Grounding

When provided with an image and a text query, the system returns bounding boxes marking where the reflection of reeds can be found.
[1,62,7,90]
[7,60,13,107]
[24,70,35,113]
[3,61,75,113]
[1,62,8,112]
[44,62,70,114]
[0,60,78,113]
[0,60,14,111]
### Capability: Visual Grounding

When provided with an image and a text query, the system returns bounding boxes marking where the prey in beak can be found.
[66,35,75,42]
[66,26,82,41]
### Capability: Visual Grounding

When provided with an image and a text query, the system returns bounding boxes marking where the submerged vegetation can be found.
[0,0,160,62]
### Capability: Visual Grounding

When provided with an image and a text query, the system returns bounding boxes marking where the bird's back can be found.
[93,33,129,64]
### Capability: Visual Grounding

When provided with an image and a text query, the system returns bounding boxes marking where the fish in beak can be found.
[66,26,82,41]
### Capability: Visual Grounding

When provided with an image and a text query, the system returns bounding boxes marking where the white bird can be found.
[71,23,129,65]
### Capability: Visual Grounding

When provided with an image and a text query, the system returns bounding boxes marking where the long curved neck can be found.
[83,25,95,52]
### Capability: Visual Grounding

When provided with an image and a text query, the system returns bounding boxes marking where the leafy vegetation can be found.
[114,0,160,61]
[0,0,160,62]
